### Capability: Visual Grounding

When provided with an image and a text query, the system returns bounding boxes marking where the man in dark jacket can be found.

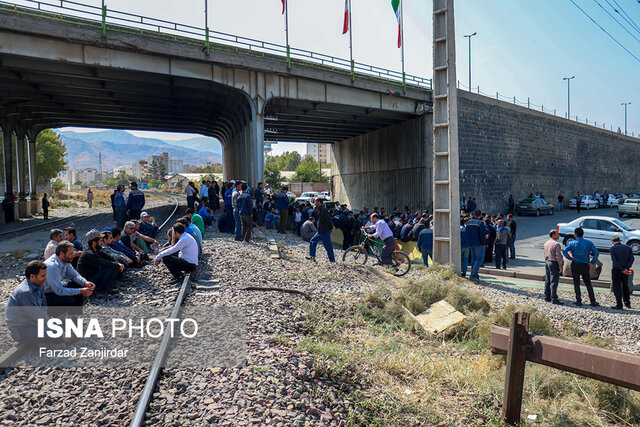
[238,183,253,242]
[254,182,264,207]
[127,181,146,220]
[400,220,413,242]
[610,235,634,310]
[466,210,488,282]
[77,229,124,293]
[307,198,335,262]
[410,218,427,241]
[417,226,433,266]
[340,211,355,250]
[114,185,128,229]
[275,186,291,234]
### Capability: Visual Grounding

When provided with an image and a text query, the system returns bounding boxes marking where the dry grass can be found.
[293,265,640,426]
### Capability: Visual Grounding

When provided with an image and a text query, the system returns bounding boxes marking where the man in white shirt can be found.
[154,223,199,280]
[44,228,63,260]
[362,213,395,265]
[199,180,209,205]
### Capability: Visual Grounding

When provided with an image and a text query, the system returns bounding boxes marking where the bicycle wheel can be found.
[390,251,411,276]
[342,245,368,265]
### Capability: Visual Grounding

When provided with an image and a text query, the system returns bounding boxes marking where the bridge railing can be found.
[0,0,432,91]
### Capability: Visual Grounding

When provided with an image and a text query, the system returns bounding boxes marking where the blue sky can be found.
[57,0,640,152]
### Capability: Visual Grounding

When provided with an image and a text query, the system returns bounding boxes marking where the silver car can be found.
[557,216,640,254]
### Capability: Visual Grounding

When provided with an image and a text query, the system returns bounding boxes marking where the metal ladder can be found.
[432,0,461,272]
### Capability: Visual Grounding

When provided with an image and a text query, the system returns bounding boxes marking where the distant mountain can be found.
[161,136,222,154]
[57,130,222,170]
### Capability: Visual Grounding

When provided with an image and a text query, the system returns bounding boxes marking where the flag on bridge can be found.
[391,0,402,48]
[281,0,286,14]
[342,0,350,34]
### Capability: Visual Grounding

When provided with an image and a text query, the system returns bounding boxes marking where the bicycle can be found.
[342,232,411,276]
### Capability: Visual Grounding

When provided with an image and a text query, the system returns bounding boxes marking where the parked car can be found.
[619,199,640,218]
[557,216,640,254]
[568,195,598,210]
[296,191,319,203]
[617,194,629,205]
[602,193,619,207]
[515,198,554,216]
[286,191,296,202]
[318,191,331,200]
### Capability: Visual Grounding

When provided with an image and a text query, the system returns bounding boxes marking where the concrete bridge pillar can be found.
[2,126,13,198]
[15,132,29,218]
[27,130,40,215]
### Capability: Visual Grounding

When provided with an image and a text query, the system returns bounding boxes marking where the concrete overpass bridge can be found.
[0,0,433,217]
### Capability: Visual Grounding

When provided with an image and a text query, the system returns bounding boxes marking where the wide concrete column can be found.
[28,135,39,215]
[15,134,29,218]
[2,127,13,197]
[252,113,265,187]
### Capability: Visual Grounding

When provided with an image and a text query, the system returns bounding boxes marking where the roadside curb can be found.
[477,267,639,290]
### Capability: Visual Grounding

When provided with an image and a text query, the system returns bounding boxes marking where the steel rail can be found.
[0,0,432,90]
[128,272,192,427]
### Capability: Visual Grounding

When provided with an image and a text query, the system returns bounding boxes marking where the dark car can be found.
[515,198,554,216]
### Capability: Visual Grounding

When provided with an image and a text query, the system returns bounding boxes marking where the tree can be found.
[192,164,223,173]
[36,129,68,183]
[267,151,302,171]
[147,159,167,181]
[105,170,137,187]
[264,161,284,190]
[51,179,65,194]
[291,155,328,183]
[147,179,164,189]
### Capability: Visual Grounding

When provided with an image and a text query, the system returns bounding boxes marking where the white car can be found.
[568,195,598,210]
[296,192,318,203]
[602,194,619,207]
[286,191,296,201]
[318,191,331,200]
[557,216,640,254]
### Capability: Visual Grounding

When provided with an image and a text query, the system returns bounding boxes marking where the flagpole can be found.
[400,0,405,92]
[285,0,291,69]
[349,0,354,81]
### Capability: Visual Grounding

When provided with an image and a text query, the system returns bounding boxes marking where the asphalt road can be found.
[508,207,640,282]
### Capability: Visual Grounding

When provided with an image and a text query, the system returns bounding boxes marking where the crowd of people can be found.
[4,181,209,344]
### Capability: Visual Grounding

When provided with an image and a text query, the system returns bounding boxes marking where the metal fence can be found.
[458,81,637,138]
[0,0,432,90]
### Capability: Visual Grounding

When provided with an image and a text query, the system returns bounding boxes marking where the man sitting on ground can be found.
[300,216,317,242]
[198,204,213,227]
[6,261,50,343]
[122,221,156,260]
[44,228,63,260]
[101,230,135,267]
[77,229,124,294]
[185,208,205,236]
[177,217,202,255]
[64,227,83,269]
[265,208,280,230]
[137,212,158,239]
[109,227,142,265]
[154,223,199,280]
[217,208,234,233]
[44,241,95,315]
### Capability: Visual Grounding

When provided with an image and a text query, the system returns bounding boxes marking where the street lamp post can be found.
[563,76,575,119]
[622,102,631,135]
[463,32,476,91]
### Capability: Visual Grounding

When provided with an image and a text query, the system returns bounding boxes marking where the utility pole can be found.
[563,76,574,119]
[622,102,631,135]
[463,32,476,91]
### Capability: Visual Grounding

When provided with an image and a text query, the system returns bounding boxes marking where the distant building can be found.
[113,165,133,176]
[168,159,184,174]
[165,173,221,189]
[306,143,331,164]
[148,152,169,170]
[132,160,149,179]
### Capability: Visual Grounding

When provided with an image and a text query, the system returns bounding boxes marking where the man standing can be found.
[254,182,264,207]
[460,218,470,277]
[199,180,209,206]
[77,229,124,293]
[224,181,234,213]
[185,181,197,210]
[557,193,564,212]
[362,212,395,266]
[110,189,117,220]
[275,186,291,234]
[494,219,511,270]
[562,227,599,307]
[417,225,433,267]
[127,181,146,220]
[44,228,64,260]
[576,192,582,213]
[466,210,488,282]
[508,194,515,215]
[114,184,128,229]
[154,223,198,280]
[238,183,254,242]
[232,181,243,241]
[610,235,634,310]
[42,193,50,220]
[543,229,564,305]
[44,241,95,315]
[507,214,517,259]
[5,261,49,343]
[307,198,335,262]
[86,188,94,208]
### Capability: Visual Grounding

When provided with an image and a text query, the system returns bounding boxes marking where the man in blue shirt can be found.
[265,208,280,230]
[460,218,471,277]
[417,226,433,267]
[113,184,128,229]
[198,204,213,227]
[238,183,254,242]
[466,210,488,282]
[562,227,600,307]
[127,181,146,220]
[609,235,634,310]
[275,186,291,234]
[64,226,82,269]
[254,182,264,207]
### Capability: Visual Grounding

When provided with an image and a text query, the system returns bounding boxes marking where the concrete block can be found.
[403,300,466,334]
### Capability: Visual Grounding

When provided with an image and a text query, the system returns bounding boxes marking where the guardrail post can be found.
[101,2,107,36]
[205,27,210,54]
[350,59,355,82]
[286,44,291,69]
[402,72,406,93]
[527,97,530,108]
[501,311,530,425]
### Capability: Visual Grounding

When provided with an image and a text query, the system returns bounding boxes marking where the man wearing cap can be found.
[543,229,564,305]
[154,223,198,280]
[127,181,146,220]
[44,240,95,315]
[610,235,634,310]
[138,211,158,239]
[77,229,124,293]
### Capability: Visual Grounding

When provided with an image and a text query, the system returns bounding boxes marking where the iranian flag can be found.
[391,0,402,48]
[342,0,349,34]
